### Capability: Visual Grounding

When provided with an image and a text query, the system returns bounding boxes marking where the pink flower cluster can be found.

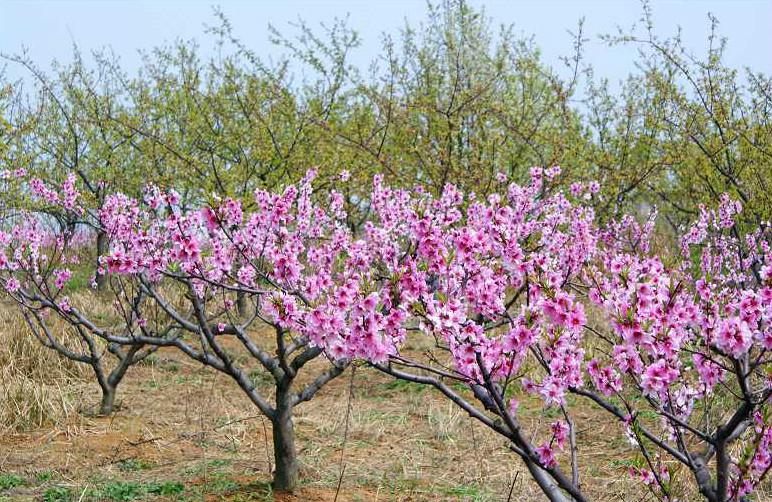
[586,195,772,496]
[3,166,772,500]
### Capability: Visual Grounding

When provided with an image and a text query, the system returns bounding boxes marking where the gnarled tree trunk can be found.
[98,383,117,416]
[271,388,299,492]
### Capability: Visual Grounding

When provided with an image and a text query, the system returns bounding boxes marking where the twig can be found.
[260,415,273,476]
[506,472,520,502]
[126,436,162,447]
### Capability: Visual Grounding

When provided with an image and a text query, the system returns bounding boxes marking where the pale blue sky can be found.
[1,0,771,89]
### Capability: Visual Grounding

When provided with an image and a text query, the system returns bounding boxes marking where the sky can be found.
[1,0,771,91]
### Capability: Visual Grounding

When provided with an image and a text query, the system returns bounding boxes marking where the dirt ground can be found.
[0,326,701,502]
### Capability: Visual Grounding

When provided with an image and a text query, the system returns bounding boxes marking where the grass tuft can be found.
[0,306,90,431]
[0,473,24,491]
[43,487,72,502]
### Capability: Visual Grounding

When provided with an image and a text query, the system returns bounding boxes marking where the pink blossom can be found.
[54,268,72,289]
[641,359,679,398]
[714,317,752,358]
[4,276,20,293]
[535,443,557,468]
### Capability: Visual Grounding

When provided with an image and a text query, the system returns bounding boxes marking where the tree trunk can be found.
[271,393,299,492]
[236,290,247,317]
[98,384,116,415]
[716,440,729,502]
[96,229,109,291]
[96,346,138,416]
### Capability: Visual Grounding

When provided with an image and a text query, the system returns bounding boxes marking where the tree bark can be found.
[524,460,572,502]
[716,440,729,502]
[98,384,116,415]
[96,229,109,291]
[271,390,299,492]
[236,290,247,317]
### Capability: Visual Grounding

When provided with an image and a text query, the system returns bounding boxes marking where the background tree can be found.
[306,0,590,197]
[582,2,772,229]
[1,49,173,289]
[0,200,164,415]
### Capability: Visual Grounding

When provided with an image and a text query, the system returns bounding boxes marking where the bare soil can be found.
[0,327,678,502]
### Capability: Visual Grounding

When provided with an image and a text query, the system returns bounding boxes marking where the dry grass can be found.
[0,316,640,502]
[2,300,767,501]
[0,305,91,432]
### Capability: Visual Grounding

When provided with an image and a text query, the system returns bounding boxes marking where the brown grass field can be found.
[2,302,767,502]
